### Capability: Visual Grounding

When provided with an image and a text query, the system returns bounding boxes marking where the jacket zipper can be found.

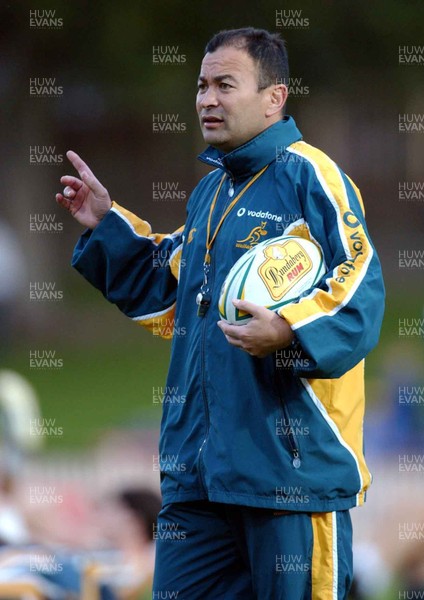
[197,252,215,495]
[198,172,234,492]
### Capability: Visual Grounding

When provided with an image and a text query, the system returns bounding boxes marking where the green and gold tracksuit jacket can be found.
[73,117,385,512]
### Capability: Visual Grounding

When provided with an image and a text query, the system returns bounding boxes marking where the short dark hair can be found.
[118,488,162,541]
[205,27,289,91]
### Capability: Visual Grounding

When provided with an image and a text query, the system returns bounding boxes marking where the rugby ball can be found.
[218,235,325,325]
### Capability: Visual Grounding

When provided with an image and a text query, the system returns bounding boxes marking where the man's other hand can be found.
[217,299,294,358]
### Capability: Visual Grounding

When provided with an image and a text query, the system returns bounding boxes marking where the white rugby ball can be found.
[218,235,325,325]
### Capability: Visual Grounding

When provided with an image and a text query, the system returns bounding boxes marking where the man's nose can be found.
[199,87,219,108]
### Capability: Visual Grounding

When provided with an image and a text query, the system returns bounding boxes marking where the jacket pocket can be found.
[279,399,302,469]
[273,364,302,469]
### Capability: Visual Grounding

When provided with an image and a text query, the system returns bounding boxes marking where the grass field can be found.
[3,332,170,448]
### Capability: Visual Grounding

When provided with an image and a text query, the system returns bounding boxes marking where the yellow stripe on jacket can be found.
[303,362,371,506]
[278,141,373,330]
[112,202,184,338]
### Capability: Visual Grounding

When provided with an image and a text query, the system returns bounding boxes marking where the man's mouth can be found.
[202,115,224,128]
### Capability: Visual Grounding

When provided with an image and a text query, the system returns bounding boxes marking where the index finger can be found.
[232,299,264,317]
[66,150,96,180]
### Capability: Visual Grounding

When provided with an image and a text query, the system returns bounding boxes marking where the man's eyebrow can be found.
[197,74,238,83]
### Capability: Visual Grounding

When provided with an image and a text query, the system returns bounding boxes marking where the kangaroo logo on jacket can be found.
[236,221,268,249]
[186,228,197,244]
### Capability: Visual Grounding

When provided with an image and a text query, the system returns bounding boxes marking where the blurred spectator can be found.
[0,472,30,546]
[93,487,161,596]
[0,220,26,359]
[397,540,424,596]
[0,369,41,545]
[364,342,424,457]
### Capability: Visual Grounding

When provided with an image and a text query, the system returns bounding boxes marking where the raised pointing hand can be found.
[55,150,112,229]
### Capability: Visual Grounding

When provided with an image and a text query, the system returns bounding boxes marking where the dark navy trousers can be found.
[152,500,353,599]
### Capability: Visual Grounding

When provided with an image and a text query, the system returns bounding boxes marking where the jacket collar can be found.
[197,116,302,180]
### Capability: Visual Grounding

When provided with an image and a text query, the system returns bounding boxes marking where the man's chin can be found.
[202,131,231,152]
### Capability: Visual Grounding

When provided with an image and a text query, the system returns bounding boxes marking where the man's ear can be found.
[265,84,288,117]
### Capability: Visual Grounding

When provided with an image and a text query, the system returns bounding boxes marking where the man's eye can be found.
[220,83,232,90]
[197,83,207,92]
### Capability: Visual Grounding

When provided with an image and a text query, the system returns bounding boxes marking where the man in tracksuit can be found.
[56,28,385,600]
